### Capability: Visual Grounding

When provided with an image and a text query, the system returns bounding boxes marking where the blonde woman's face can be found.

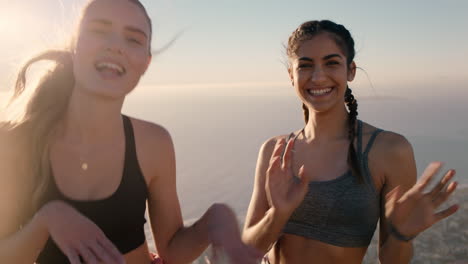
[72,0,151,99]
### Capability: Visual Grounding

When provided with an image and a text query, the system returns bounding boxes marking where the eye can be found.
[127,38,143,45]
[88,28,108,35]
[326,60,340,66]
[298,63,313,69]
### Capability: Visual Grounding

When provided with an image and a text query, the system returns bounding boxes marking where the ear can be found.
[347,61,356,82]
[288,67,294,86]
[142,54,153,74]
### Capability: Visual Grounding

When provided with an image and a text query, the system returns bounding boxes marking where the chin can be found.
[78,82,132,100]
[306,100,343,114]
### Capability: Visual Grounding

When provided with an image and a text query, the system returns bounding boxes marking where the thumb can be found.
[394,185,404,203]
[386,186,403,209]
[297,165,308,191]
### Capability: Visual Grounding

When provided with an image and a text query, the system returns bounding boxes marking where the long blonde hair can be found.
[1,50,75,215]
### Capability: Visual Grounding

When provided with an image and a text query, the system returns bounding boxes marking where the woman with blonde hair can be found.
[0,0,260,263]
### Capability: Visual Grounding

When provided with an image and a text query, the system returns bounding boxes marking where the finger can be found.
[428,169,455,197]
[297,165,308,185]
[386,186,402,208]
[293,166,309,198]
[90,240,116,264]
[415,162,443,192]
[434,204,459,223]
[281,138,295,171]
[433,181,458,208]
[267,156,282,175]
[98,236,125,264]
[385,186,400,202]
[78,243,99,264]
[270,138,286,161]
[63,247,81,264]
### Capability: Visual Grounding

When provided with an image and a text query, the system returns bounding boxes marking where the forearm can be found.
[379,236,413,264]
[242,208,288,253]
[162,204,232,264]
[0,212,49,263]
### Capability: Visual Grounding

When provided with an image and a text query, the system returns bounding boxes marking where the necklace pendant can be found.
[81,163,88,171]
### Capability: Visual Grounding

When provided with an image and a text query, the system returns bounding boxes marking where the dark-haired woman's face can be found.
[72,0,151,99]
[289,33,355,113]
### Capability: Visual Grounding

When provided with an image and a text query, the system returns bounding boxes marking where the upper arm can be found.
[375,132,417,248]
[243,136,280,231]
[133,120,182,255]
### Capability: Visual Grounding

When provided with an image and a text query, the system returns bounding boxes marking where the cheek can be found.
[129,52,149,74]
[328,68,348,82]
[75,33,101,54]
[295,70,307,82]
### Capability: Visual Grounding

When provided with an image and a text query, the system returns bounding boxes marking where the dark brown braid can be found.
[287,20,363,183]
[302,103,309,124]
[345,86,362,182]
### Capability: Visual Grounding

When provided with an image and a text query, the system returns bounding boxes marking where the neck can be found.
[57,86,125,145]
[303,105,350,142]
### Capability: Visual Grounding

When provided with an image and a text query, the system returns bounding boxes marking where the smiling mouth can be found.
[307,87,333,96]
[94,62,126,76]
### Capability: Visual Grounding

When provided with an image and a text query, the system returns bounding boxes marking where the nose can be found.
[104,33,124,55]
[310,66,326,83]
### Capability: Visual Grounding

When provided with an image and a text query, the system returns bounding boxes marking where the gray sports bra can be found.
[283,120,383,247]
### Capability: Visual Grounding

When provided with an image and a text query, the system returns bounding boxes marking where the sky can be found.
[0,0,467,98]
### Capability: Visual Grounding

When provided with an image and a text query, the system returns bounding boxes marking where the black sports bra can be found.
[37,115,148,263]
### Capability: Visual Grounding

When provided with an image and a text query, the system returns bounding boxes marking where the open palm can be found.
[385,162,459,238]
[265,138,309,217]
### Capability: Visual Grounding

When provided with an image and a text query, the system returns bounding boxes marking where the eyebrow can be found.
[88,19,148,39]
[125,26,148,40]
[298,54,344,62]
[89,18,112,26]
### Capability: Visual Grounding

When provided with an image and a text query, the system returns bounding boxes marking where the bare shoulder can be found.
[373,130,413,163]
[129,117,173,150]
[127,117,174,183]
[361,121,416,189]
[255,134,292,181]
[360,121,413,161]
[258,134,290,161]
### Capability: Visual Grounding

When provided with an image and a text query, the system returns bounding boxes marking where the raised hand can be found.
[206,204,262,264]
[265,138,309,218]
[385,162,459,239]
[38,200,125,264]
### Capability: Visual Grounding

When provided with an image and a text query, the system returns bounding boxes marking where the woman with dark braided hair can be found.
[0,0,261,263]
[242,20,459,264]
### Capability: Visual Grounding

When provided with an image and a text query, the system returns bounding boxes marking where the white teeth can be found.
[308,88,332,95]
[96,62,125,74]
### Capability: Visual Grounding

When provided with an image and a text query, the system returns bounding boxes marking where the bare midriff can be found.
[267,234,369,264]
